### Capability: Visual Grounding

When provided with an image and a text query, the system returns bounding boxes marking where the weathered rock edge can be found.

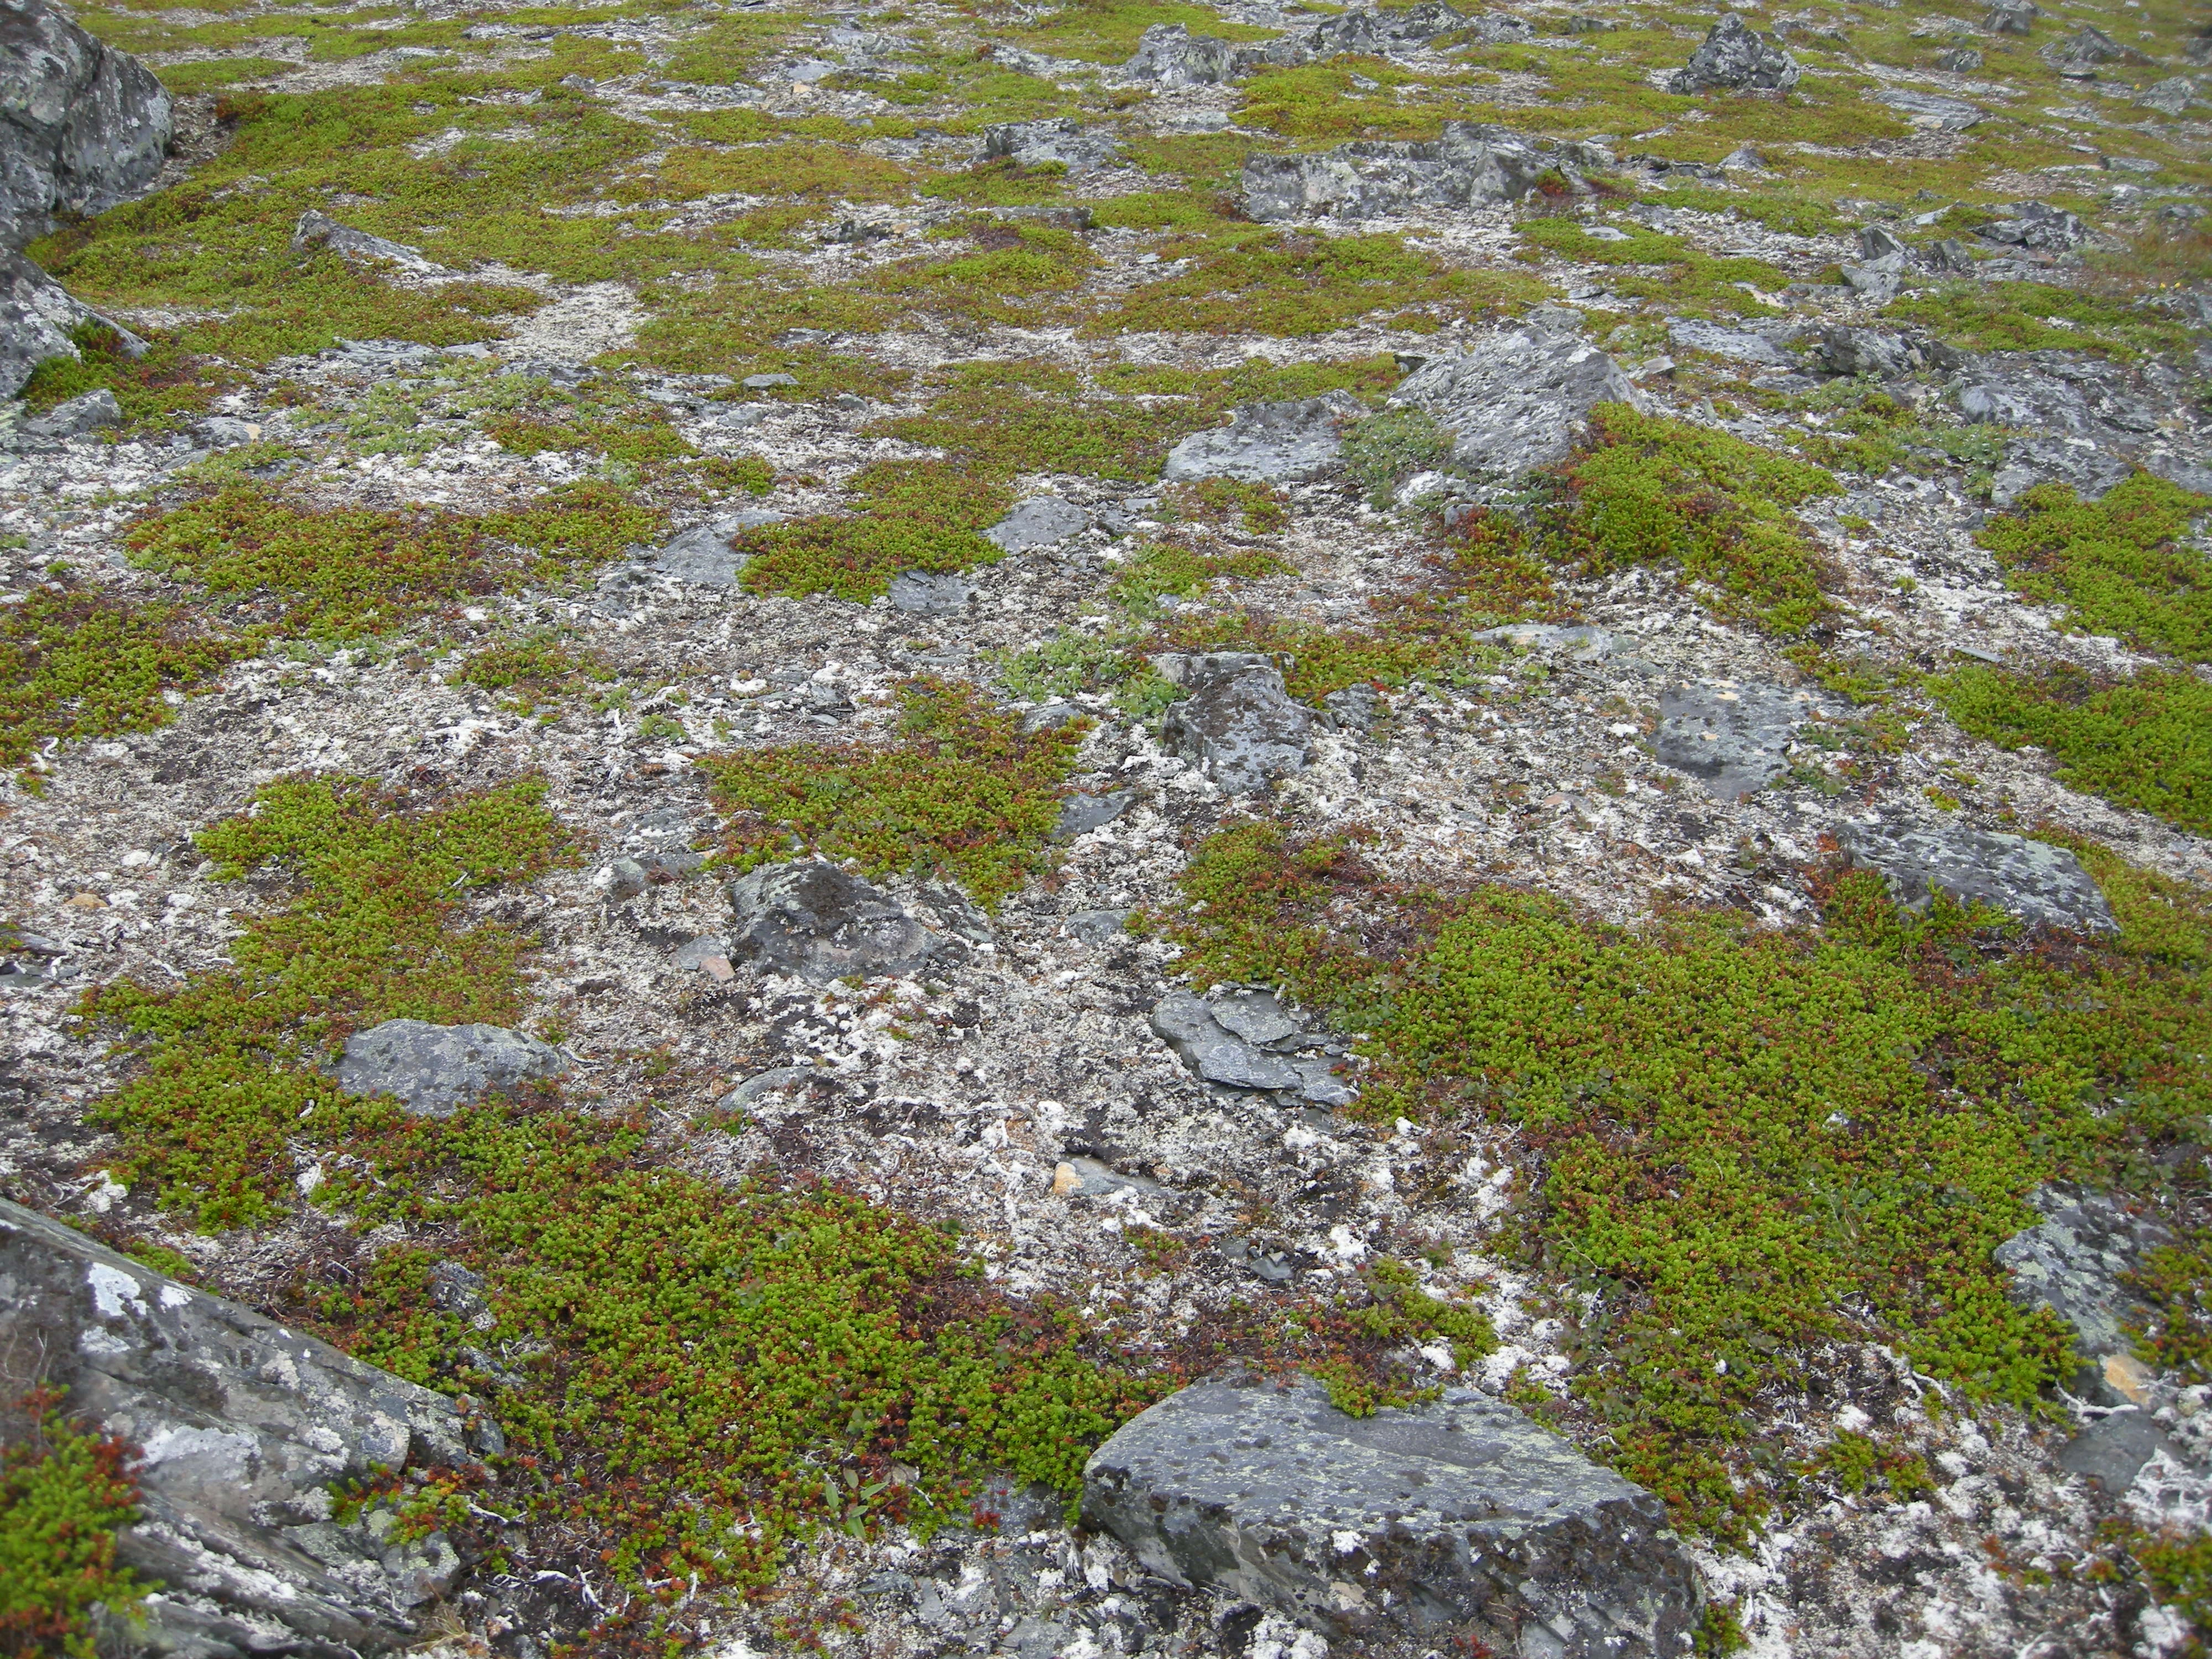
[1081,1373,1701,1657]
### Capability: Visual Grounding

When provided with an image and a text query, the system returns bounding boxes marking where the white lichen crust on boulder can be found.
[1082,1373,1703,1656]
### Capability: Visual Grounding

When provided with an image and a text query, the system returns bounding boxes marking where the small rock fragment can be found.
[1053,790,1133,839]
[1063,908,1131,946]
[726,859,938,982]
[594,857,650,900]
[337,1019,570,1117]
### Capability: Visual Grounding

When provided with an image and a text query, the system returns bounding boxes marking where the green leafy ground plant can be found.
[1,1390,144,1658]
[1977,475,2210,661]
[0,588,239,773]
[703,678,1084,905]
[737,462,1007,601]
[1154,823,2210,1542]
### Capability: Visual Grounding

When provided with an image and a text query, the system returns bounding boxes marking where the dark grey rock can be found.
[1391,326,1640,477]
[1056,1155,1172,1202]
[1988,437,2132,507]
[2136,76,2200,116]
[1303,1,1468,55]
[1976,201,2093,252]
[0,248,142,398]
[1149,990,1303,1091]
[1063,907,1131,946]
[1815,325,1919,378]
[292,210,447,275]
[1839,251,1908,304]
[1651,683,1831,800]
[1924,236,1980,273]
[0,1198,482,1656]
[2041,24,2148,76]
[1219,1236,1302,1284]
[1053,790,1132,839]
[887,570,975,614]
[1873,87,1986,128]
[1985,0,2038,33]
[1474,622,1615,661]
[982,117,1123,172]
[652,521,747,586]
[337,1019,570,1117]
[1082,1373,1702,1653]
[983,495,1088,551]
[741,371,798,388]
[1118,22,1298,86]
[671,933,732,971]
[596,854,650,899]
[1666,14,1801,94]
[1858,224,1910,261]
[1994,1187,2174,1402]
[2057,1411,2178,1494]
[1668,317,1797,366]
[1161,391,1361,483]
[1243,123,1597,222]
[726,858,937,982]
[1157,651,1312,794]
[0,0,171,249]
[20,383,117,437]
[717,1065,821,1108]
[1319,682,1380,732]
[1836,820,2117,932]
[1936,45,1984,70]
[1952,351,2161,445]
[1021,700,1083,733]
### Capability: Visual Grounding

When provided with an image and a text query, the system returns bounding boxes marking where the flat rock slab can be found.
[984,495,1089,552]
[727,858,938,982]
[1391,329,1639,478]
[1242,123,1606,222]
[1668,318,1798,366]
[2057,1410,2178,1494]
[1836,820,2117,933]
[1651,684,1829,800]
[0,1198,479,1656]
[1872,87,1986,128]
[887,570,975,614]
[1082,1374,1701,1654]
[1149,990,1354,1107]
[293,210,450,276]
[338,1019,570,1117]
[982,117,1123,172]
[1156,651,1313,793]
[1162,392,1361,483]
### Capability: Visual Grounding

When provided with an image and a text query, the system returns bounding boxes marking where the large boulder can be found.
[1156,651,1312,795]
[0,244,141,397]
[0,1199,487,1655]
[1389,326,1640,478]
[1665,14,1801,94]
[1118,22,1298,86]
[1161,392,1360,484]
[0,0,171,248]
[1836,820,2117,934]
[1243,124,1609,222]
[726,858,939,981]
[1082,1373,1702,1655]
[338,1019,571,1117]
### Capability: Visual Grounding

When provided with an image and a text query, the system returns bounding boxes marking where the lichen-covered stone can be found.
[0,0,171,248]
[1161,393,1360,483]
[1082,1373,1702,1654]
[337,1019,571,1117]
[1836,819,2117,933]
[1241,124,1563,222]
[0,1198,483,1656]
[1651,682,1831,800]
[1390,327,1640,477]
[1156,651,1312,793]
[983,495,1089,551]
[1993,1187,2174,1400]
[1665,14,1802,93]
[726,858,938,982]
[0,246,141,397]
[982,118,1123,173]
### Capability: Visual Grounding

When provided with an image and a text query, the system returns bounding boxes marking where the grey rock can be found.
[2136,75,2200,116]
[1021,699,1083,733]
[0,0,171,248]
[1666,14,1802,94]
[741,371,797,388]
[0,248,142,398]
[887,570,975,614]
[653,521,747,587]
[0,1198,481,1656]
[20,383,117,437]
[1860,227,1908,269]
[1836,820,2117,933]
[1219,1236,1303,1284]
[1149,990,1303,1091]
[2104,154,2162,175]
[1210,985,1305,1048]
[1994,1188,2174,1401]
[1924,236,1980,273]
[671,933,732,971]
[1873,87,1986,128]
[1839,251,1908,304]
[1082,1373,1702,1653]
[1668,317,1797,366]
[2057,1411,2179,1494]
[1815,325,1919,378]
[1157,651,1312,794]
[1952,354,2167,493]
[1652,683,1831,800]
[726,858,937,982]
[982,117,1124,172]
[1063,907,1131,946]
[1936,46,1984,70]
[1976,200,2092,252]
[1989,437,2132,507]
[1303,1,1469,55]
[1053,790,1132,839]
[1319,682,1380,732]
[1719,144,1769,173]
[2041,24,2148,76]
[337,1019,570,1117]
[1118,22,1298,86]
[292,210,448,276]
[1391,327,1640,477]
[1474,622,1615,661]
[1161,391,1361,483]
[596,854,650,899]
[983,495,1088,551]
[1056,1154,1172,1202]
[1985,0,2037,33]
[717,1065,821,1108]
[1243,122,1578,222]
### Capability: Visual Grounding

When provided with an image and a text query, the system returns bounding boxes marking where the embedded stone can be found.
[1148,990,1303,1091]
[1975,200,2093,251]
[1994,1188,2175,1404]
[337,1019,571,1117]
[982,117,1123,172]
[292,210,449,276]
[1668,317,1798,366]
[1161,392,1361,483]
[983,495,1089,551]
[1157,651,1312,794]
[1241,123,1568,222]
[726,858,937,982]
[1837,820,2117,933]
[0,1198,482,1656]
[1082,1373,1703,1653]
[1390,327,1640,477]
[1872,87,1986,128]
[0,248,143,398]
[1651,683,1831,800]
[20,384,119,437]
[1814,325,1919,378]
[887,570,975,614]
[1053,790,1132,839]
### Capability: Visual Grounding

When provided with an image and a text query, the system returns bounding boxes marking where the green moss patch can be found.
[1552,404,1841,635]
[125,484,665,640]
[703,678,1084,906]
[736,462,1007,602]
[1885,281,2194,362]
[1517,218,1790,320]
[1977,474,2211,662]
[1155,823,2212,1541]
[1931,661,2212,834]
[1,1389,145,1658]
[0,587,241,774]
